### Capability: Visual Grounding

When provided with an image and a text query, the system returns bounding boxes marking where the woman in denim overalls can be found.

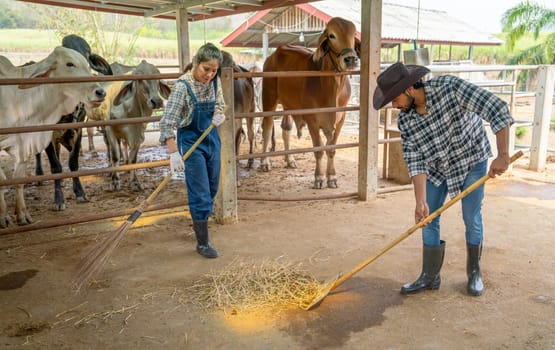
[159,43,226,258]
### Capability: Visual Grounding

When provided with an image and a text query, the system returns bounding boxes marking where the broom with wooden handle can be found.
[73,123,215,291]
[301,150,524,310]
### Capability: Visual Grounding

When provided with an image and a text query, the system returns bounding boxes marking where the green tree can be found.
[29,5,144,64]
[501,1,555,64]
[0,0,40,28]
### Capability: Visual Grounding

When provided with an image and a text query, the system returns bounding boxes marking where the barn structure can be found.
[1,3,554,349]
[8,1,554,230]
[13,0,386,225]
[221,0,503,64]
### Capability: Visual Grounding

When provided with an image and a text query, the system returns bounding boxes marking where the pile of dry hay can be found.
[184,258,322,312]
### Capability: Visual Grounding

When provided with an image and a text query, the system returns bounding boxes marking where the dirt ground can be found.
[0,122,554,350]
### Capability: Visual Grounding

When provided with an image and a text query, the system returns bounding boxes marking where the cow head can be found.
[19,47,106,107]
[113,60,171,110]
[313,17,359,72]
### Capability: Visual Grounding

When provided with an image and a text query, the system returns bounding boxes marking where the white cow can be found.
[0,46,106,227]
[93,60,171,191]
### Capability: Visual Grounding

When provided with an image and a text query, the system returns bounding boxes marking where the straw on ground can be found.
[183,258,322,312]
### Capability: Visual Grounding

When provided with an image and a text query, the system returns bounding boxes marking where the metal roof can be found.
[17,0,319,22]
[221,0,504,48]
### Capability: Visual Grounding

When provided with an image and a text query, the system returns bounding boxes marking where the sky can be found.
[385,0,554,33]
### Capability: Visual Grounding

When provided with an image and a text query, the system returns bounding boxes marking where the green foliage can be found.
[501,1,555,65]
[0,0,40,28]
[26,5,145,64]
[0,1,237,64]
[0,29,58,51]
[515,126,527,140]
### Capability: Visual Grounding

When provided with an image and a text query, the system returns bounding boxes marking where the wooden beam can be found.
[358,0,382,201]
[529,65,555,171]
[214,67,238,225]
[176,7,190,71]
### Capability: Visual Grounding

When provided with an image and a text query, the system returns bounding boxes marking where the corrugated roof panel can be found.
[222,0,503,47]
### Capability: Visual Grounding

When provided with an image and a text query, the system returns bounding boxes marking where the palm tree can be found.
[501,1,555,65]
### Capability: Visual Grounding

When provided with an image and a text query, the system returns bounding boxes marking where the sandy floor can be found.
[0,125,553,349]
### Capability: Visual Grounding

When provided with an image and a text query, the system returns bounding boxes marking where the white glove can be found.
[170,151,184,173]
[212,112,226,127]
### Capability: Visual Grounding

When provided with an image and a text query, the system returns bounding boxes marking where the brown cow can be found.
[261,17,359,189]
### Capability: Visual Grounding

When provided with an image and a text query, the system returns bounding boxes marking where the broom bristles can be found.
[73,221,133,291]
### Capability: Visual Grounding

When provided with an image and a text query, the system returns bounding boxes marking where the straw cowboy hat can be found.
[373,62,430,110]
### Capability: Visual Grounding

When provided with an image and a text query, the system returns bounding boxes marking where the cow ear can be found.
[89,53,113,76]
[159,81,172,99]
[19,59,57,89]
[113,81,134,105]
[312,31,329,62]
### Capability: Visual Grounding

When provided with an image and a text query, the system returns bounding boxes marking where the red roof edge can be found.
[296,3,332,23]
[297,3,361,41]
[221,9,272,47]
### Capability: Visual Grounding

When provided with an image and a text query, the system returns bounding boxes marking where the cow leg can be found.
[101,127,112,167]
[69,130,88,203]
[260,116,274,172]
[34,152,47,186]
[325,112,346,188]
[246,117,255,169]
[105,127,121,191]
[0,168,12,228]
[44,142,66,211]
[261,76,278,172]
[86,127,98,156]
[13,162,32,225]
[270,124,276,152]
[120,139,127,165]
[234,119,244,158]
[128,144,142,192]
[281,115,297,168]
[307,124,326,189]
[323,128,338,189]
[234,121,244,187]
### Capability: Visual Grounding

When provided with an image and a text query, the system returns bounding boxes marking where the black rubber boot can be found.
[467,244,483,296]
[401,240,445,294]
[192,220,218,259]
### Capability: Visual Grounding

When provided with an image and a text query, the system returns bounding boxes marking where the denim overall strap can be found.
[179,79,217,137]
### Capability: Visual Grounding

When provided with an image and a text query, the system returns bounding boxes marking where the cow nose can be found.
[150,97,164,109]
[344,56,358,67]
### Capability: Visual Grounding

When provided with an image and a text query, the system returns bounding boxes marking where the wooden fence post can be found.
[529,65,555,171]
[214,67,238,224]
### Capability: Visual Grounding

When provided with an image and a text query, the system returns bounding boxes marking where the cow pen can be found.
[0,64,553,235]
[1,66,554,350]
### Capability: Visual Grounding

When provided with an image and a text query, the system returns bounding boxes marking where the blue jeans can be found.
[183,145,221,221]
[422,160,487,246]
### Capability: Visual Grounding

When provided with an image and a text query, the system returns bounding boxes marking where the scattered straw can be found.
[73,303,140,328]
[183,258,321,312]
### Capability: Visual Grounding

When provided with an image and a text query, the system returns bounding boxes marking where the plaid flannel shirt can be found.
[159,71,225,144]
[397,75,514,198]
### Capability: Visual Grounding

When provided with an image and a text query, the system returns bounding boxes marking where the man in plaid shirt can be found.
[373,62,514,296]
